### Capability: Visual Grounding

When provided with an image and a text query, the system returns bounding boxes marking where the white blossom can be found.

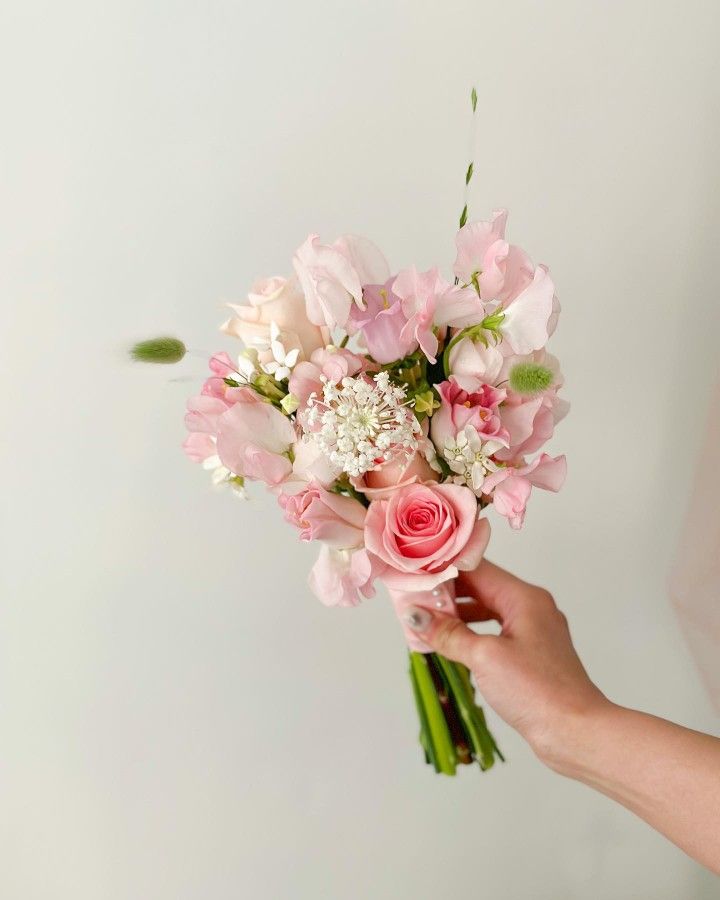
[442,426,504,494]
[254,322,300,382]
[303,371,420,477]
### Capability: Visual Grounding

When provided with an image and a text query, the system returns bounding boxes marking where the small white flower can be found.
[236,350,258,382]
[303,372,420,477]
[258,322,300,382]
[442,426,503,494]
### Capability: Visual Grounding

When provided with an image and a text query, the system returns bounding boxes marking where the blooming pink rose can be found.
[215,390,296,486]
[288,346,367,409]
[221,276,328,363]
[278,482,366,549]
[347,279,417,364]
[483,453,566,529]
[454,209,534,303]
[308,545,377,607]
[293,233,389,329]
[364,482,490,590]
[351,449,439,501]
[393,267,450,363]
[430,378,509,451]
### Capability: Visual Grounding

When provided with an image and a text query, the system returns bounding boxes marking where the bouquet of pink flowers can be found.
[132,132,567,774]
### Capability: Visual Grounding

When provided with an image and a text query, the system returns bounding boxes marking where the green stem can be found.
[410,653,457,775]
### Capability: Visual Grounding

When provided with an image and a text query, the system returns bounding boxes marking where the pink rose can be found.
[308,545,377,608]
[278,483,366,549]
[351,449,439,501]
[347,279,417,364]
[293,233,389,329]
[215,390,296,486]
[483,453,567,529]
[364,482,490,590]
[221,275,328,363]
[430,378,509,451]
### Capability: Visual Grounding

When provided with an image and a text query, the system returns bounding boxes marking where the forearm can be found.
[547,701,720,874]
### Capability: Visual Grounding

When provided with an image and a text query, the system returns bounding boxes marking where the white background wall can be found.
[2,1,719,897]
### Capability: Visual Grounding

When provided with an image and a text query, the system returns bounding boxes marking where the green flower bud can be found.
[509,362,554,395]
[130,337,186,364]
[280,393,300,415]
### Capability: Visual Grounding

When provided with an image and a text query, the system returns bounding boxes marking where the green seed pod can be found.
[130,337,187,364]
[508,362,554,395]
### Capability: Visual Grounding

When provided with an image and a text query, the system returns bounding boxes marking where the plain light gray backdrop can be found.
[2,1,719,897]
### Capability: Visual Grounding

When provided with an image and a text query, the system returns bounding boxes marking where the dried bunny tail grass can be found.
[508,362,553,396]
[130,337,187,364]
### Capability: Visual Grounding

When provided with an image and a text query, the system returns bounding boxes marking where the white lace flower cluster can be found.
[304,371,421,477]
[442,426,503,494]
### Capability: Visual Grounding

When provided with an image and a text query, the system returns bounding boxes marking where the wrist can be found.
[529,693,618,777]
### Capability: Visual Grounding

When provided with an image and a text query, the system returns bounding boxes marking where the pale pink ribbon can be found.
[388,580,458,652]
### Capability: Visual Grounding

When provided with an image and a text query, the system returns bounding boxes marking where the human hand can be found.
[404,560,608,769]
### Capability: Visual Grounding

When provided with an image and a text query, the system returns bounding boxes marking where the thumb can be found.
[403,606,491,668]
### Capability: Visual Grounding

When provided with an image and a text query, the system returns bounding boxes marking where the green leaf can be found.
[459,204,468,229]
[471,86,478,112]
[465,162,473,185]
[130,337,186,364]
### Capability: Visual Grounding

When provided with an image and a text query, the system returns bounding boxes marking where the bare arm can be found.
[404,560,720,874]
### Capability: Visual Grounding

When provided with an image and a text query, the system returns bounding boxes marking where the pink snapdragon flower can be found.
[293,233,389,329]
[279,482,366,549]
[483,453,567,529]
[364,482,491,590]
[347,279,417,363]
[431,378,509,451]
[308,545,378,607]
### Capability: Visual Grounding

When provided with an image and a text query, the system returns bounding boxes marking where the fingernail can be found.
[404,606,432,632]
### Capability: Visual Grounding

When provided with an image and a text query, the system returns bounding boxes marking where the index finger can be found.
[455,559,527,623]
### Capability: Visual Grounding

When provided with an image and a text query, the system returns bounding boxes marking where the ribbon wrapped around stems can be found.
[388,580,504,775]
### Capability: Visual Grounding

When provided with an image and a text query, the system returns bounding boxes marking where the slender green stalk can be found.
[410,653,457,775]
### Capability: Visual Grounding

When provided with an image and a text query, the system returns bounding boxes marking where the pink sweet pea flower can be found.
[499,266,555,356]
[453,209,534,303]
[308,545,378,607]
[288,346,367,410]
[347,279,417,364]
[446,336,504,390]
[215,390,296,486]
[278,482,366,549]
[484,453,567,529]
[293,233,389,330]
[364,482,491,591]
[430,378,509,451]
[393,267,449,363]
